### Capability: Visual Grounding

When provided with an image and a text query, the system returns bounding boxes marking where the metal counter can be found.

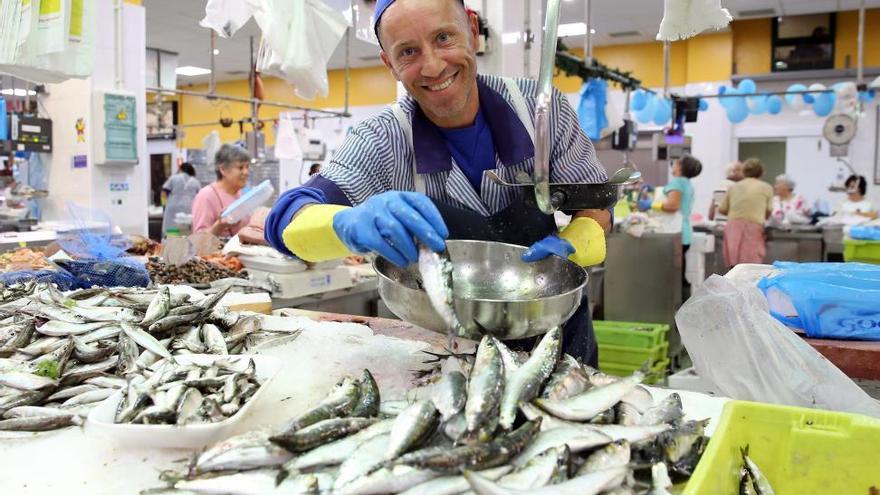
[696,224,828,275]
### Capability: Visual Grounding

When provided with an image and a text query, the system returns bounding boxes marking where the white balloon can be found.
[834,82,858,114]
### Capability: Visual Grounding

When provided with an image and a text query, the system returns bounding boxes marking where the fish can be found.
[0,414,81,431]
[141,286,171,327]
[386,399,439,460]
[72,337,117,364]
[149,315,202,335]
[336,465,439,495]
[496,446,570,490]
[499,327,561,429]
[418,245,466,341]
[534,364,648,421]
[620,385,653,413]
[23,303,87,324]
[0,389,52,415]
[577,440,631,475]
[334,432,392,491]
[614,402,642,426]
[197,286,231,313]
[0,319,35,356]
[121,322,173,361]
[441,410,467,442]
[463,465,627,495]
[741,445,775,495]
[431,369,466,422]
[512,426,612,467]
[494,338,526,374]
[541,354,591,401]
[648,462,674,495]
[201,324,228,355]
[351,369,381,418]
[288,418,395,471]
[176,388,204,425]
[270,417,377,452]
[399,466,513,495]
[85,375,127,389]
[15,336,64,357]
[276,377,360,435]
[464,336,503,433]
[640,393,684,426]
[60,356,119,386]
[193,431,293,473]
[117,333,141,376]
[78,325,122,344]
[0,370,57,391]
[660,419,709,465]
[176,469,287,495]
[30,338,75,374]
[35,320,113,337]
[520,402,671,443]
[61,388,115,406]
[224,315,261,346]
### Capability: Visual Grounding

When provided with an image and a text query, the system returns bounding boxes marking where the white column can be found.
[472,0,542,78]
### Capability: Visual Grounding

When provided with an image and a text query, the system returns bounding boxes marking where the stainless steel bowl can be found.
[375,239,588,340]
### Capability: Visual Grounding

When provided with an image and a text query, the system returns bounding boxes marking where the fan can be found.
[822,113,857,157]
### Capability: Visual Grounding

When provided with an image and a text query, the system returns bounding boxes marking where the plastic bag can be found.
[0,269,78,291]
[577,79,608,141]
[200,0,258,38]
[850,226,880,241]
[656,0,732,42]
[677,274,880,417]
[756,262,880,340]
[55,258,149,288]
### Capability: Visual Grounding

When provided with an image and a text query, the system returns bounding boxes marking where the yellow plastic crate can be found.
[598,359,669,385]
[593,320,670,348]
[843,238,880,264]
[597,341,668,367]
[684,401,880,495]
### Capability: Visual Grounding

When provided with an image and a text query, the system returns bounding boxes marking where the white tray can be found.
[85,354,281,449]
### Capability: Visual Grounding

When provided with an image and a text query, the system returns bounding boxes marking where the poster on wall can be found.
[147,100,177,140]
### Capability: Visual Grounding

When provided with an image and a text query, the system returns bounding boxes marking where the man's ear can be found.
[468,10,479,48]
[380,51,400,81]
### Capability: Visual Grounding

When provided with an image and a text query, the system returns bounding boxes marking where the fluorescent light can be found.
[590,28,596,34]
[212,48,220,55]
[176,66,212,76]
[558,22,587,37]
[0,89,36,96]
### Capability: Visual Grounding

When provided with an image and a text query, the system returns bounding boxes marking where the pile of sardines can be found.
[115,356,262,425]
[146,328,709,494]
[0,282,293,432]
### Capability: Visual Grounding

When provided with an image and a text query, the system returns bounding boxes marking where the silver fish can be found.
[194,431,292,473]
[289,418,394,470]
[512,426,612,467]
[3,405,76,419]
[499,327,561,429]
[495,338,526,374]
[0,414,81,431]
[464,336,503,433]
[577,440,631,475]
[648,462,673,495]
[432,370,466,422]
[541,354,591,401]
[386,399,439,460]
[85,375,127,389]
[270,417,377,453]
[78,326,122,344]
[351,369,381,418]
[0,319,35,356]
[620,385,654,413]
[277,377,360,435]
[46,384,100,402]
[61,356,119,385]
[201,324,227,355]
[741,445,775,495]
[36,320,113,337]
[0,371,57,391]
[16,336,64,357]
[336,465,439,495]
[464,466,627,495]
[498,446,570,490]
[141,286,171,327]
[615,402,642,426]
[640,393,684,426]
[534,364,648,421]
[176,387,204,425]
[334,432,391,491]
[24,303,87,324]
[0,389,52,415]
[176,469,285,495]
[121,322,173,361]
[62,388,115,406]
[72,337,117,364]
[399,466,512,495]
[418,245,465,339]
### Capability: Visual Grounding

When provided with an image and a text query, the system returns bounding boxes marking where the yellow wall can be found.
[732,18,772,75]
[835,9,880,69]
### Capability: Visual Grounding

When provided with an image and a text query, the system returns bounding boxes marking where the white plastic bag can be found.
[676,274,880,417]
[202,131,221,166]
[200,0,258,38]
[657,0,732,42]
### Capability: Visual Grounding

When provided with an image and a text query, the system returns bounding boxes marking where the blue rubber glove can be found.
[638,199,653,211]
[521,235,576,262]
[332,191,449,267]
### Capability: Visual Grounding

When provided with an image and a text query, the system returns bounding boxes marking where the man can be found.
[265,0,609,364]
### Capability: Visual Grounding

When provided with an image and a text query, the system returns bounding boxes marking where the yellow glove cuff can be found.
[559,217,606,267]
[281,204,353,262]
[651,201,664,212]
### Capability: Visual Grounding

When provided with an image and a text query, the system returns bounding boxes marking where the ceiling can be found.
[145,0,880,86]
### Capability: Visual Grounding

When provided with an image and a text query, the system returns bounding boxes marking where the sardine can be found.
[640,393,684,426]
[270,417,377,452]
[648,462,673,495]
[577,440,631,475]
[334,432,392,491]
[512,426,612,467]
[16,336,63,357]
[60,356,119,386]
[399,466,512,495]
[61,388,115,406]
[464,336,503,433]
[661,419,709,465]
[741,445,775,495]
[0,370,57,391]
[149,315,201,335]
[141,286,171,327]
[0,319,35,356]
[495,338,526,373]
[351,369,381,418]
[85,375,127,389]
[176,388,204,425]
[336,465,439,495]
[498,445,570,489]
[418,245,465,339]
[276,377,360,435]
[464,466,627,495]
[615,401,642,426]
[176,469,285,495]
[201,324,227,355]
[117,333,141,376]
[72,337,117,364]
[541,354,590,400]
[23,303,87,324]
[0,389,52,415]
[122,322,173,361]
[431,370,466,422]
[3,405,76,419]
[386,399,439,459]
[499,327,560,429]
[0,414,81,431]
[289,418,394,470]
[534,364,648,421]
[35,320,113,337]
[194,431,292,473]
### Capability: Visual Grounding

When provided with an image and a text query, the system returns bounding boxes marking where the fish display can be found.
[0,282,302,432]
[144,334,710,495]
[740,445,776,495]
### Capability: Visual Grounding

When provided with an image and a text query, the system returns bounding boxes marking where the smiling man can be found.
[265,0,610,364]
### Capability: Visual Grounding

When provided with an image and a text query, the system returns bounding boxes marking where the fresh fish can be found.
[70,305,142,323]
[197,286,230,313]
[78,325,122,343]
[277,377,360,435]
[394,419,541,473]
[35,320,113,337]
[497,446,570,490]
[30,338,75,374]
[85,375,127,389]
[116,378,150,423]
[60,356,119,385]
[660,419,709,465]
[351,369,381,418]
[121,322,174,361]
[640,393,684,426]
[741,445,775,495]
[534,364,648,421]
[149,315,201,335]
[194,431,292,473]
[615,402,642,426]
[494,338,526,373]
[166,305,203,318]
[0,370,57,391]
[0,389,52,415]
[442,410,468,442]
[620,385,654,413]
[0,414,81,431]
[270,417,377,452]
[499,327,561,429]
[386,399,439,460]
[176,469,285,495]
[0,319,35,356]
[334,432,391,491]
[541,354,590,401]
[464,465,627,495]
[431,370,466,422]
[400,466,512,495]
[72,337,117,364]
[464,336,503,433]
[201,324,227,355]
[23,303,87,324]
[336,465,439,495]
[276,473,323,494]
[418,245,466,339]
[520,402,671,444]
[648,462,673,495]
[117,333,141,376]
[512,426,612,467]
[46,384,99,402]
[224,315,261,346]
[577,440,631,475]
[582,365,619,387]
[62,387,115,406]
[176,388,204,425]
[289,418,395,470]
[141,286,171,327]
[16,336,63,357]
[3,405,77,419]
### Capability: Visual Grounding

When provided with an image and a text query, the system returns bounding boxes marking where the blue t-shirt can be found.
[665,176,694,245]
[437,109,496,193]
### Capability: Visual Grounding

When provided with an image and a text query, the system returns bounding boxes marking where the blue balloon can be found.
[635,94,656,124]
[803,93,815,104]
[785,83,808,107]
[749,95,768,115]
[859,90,876,103]
[720,87,737,109]
[726,95,749,123]
[631,89,648,111]
[738,78,757,94]
[813,92,835,117]
[767,95,783,114]
[698,99,709,112]
[653,98,672,125]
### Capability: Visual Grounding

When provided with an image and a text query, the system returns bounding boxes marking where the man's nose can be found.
[421,47,447,79]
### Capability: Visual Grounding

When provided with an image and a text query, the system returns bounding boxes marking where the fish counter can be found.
[0,283,730,495]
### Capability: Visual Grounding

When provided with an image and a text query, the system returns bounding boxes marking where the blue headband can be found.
[373,0,396,36]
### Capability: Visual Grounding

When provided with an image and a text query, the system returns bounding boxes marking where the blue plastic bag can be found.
[758,262,880,340]
[0,269,78,291]
[850,226,880,241]
[577,79,608,141]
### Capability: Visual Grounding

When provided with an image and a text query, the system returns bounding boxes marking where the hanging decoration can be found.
[656,0,732,42]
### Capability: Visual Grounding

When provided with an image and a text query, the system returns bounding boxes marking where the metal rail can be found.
[145,87,350,118]
[532,0,563,214]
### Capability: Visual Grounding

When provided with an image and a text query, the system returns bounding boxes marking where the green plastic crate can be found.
[597,341,669,367]
[685,401,880,495]
[599,359,669,385]
[593,320,670,348]
[843,238,880,264]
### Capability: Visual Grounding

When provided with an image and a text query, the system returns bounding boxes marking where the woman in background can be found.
[720,158,774,267]
[770,174,810,226]
[708,161,743,221]
[192,144,252,237]
[161,162,201,236]
[838,174,877,219]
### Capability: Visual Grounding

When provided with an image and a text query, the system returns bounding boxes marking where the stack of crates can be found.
[594,320,670,384]
[843,238,880,264]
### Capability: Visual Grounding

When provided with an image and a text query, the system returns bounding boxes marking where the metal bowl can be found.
[375,239,588,341]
